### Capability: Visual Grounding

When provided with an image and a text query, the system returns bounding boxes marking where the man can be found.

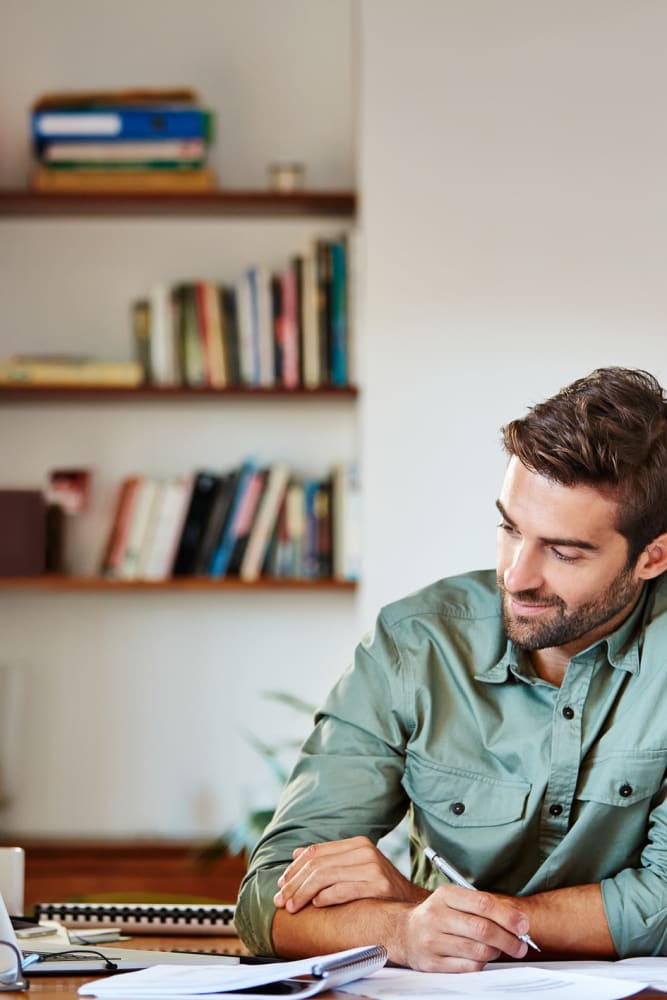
[235,367,667,970]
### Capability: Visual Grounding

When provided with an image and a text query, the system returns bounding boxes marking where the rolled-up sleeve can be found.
[235,615,412,955]
[601,777,667,956]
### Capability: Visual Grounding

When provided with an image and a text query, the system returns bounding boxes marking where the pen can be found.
[424,845,540,952]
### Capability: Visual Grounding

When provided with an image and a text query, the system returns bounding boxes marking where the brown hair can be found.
[502,367,667,564]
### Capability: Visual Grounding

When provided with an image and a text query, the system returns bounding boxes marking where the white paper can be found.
[338,965,646,1000]
[494,957,667,990]
[78,946,378,997]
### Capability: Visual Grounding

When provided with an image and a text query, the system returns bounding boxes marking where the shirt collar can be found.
[477,583,649,684]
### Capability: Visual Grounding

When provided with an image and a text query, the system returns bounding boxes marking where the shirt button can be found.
[549,803,563,816]
[450,801,465,815]
[562,706,575,720]
[619,783,633,798]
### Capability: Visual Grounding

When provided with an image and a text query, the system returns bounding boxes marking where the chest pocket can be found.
[403,753,530,828]
[577,751,666,808]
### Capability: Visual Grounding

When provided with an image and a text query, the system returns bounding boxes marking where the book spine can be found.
[329,239,348,386]
[32,108,210,141]
[0,360,143,387]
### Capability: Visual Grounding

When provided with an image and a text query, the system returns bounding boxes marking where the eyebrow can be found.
[495,500,600,552]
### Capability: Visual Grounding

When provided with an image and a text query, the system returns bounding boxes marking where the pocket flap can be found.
[403,753,530,827]
[577,752,666,807]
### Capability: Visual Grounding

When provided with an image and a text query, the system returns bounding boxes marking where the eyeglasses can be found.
[0,940,29,991]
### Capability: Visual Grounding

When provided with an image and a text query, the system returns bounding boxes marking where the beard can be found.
[498,564,642,651]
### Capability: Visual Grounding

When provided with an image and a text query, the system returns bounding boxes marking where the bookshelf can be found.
[0,189,356,218]
[0,385,358,402]
[2,194,359,586]
[0,576,356,592]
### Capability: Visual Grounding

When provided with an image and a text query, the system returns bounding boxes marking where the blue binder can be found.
[32,107,210,142]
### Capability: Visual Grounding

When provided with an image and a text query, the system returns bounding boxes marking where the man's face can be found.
[496,457,644,654]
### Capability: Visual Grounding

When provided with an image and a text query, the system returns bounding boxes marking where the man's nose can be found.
[504,544,544,594]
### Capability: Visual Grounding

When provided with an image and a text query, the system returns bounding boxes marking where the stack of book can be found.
[134,235,353,389]
[29,88,215,193]
[99,460,360,584]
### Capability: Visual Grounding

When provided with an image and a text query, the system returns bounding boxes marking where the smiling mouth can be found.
[509,598,557,616]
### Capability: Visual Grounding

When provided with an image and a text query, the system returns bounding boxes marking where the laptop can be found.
[0,893,242,976]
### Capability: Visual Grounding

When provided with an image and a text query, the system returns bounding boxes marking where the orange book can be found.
[100,476,142,576]
[30,166,216,193]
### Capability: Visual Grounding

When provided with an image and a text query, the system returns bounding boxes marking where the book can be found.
[195,281,227,388]
[239,464,290,582]
[31,166,216,192]
[32,88,200,111]
[247,266,274,387]
[226,470,267,576]
[175,284,206,386]
[329,238,348,385]
[236,273,256,385]
[301,246,320,388]
[141,475,194,580]
[191,470,239,575]
[116,478,161,580]
[32,107,211,142]
[147,285,177,386]
[171,471,223,576]
[131,299,151,383]
[332,461,362,582]
[315,239,332,385]
[279,267,299,388]
[208,460,257,577]
[42,139,206,167]
[77,945,388,997]
[220,286,241,385]
[0,358,143,387]
[99,476,142,576]
[34,901,236,937]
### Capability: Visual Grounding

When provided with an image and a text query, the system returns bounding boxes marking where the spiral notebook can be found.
[34,901,236,936]
[78,945,388,998]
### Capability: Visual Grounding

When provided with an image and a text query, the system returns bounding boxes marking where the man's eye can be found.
[497,521,516,535]
[552,548,579,563]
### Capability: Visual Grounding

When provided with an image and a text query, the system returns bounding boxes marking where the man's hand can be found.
[273,836,427,911]
[396,886,530,971]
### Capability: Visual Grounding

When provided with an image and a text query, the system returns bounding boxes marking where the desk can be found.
[3,937,665,1000]
[4,935,249,1000]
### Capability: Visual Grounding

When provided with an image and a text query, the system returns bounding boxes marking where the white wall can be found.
[359,0,667,623]
[0,0,359,837]
[5,0,667,840]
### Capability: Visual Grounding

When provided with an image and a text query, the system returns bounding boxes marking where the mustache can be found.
[497,581,565,610]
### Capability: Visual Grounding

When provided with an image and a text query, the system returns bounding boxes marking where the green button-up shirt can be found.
[236,570,667,957]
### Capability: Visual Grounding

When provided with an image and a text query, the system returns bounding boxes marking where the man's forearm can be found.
[517,884,616,958]
[272,898,412,963]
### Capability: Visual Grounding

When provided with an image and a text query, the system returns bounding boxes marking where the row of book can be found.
[100,461,360,583]
[30,88,216,193]
[134,236,353,390]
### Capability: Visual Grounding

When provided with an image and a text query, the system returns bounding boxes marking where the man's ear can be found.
[636,533,667,580]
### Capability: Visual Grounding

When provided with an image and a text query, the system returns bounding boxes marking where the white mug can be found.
[0,847,24,916]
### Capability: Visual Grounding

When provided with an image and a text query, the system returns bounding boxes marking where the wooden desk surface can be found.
[4,936,665,1000]
[5,935,249,1000]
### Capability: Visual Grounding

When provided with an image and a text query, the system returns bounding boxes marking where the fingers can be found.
[274,839,389,913]
[409,886,530,967]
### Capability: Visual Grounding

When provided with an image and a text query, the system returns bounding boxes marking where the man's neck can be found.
[528,647,570,686]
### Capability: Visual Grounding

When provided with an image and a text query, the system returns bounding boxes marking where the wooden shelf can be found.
[0,188,356,218]
[0,384,358,402]
[0,575,357,592]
